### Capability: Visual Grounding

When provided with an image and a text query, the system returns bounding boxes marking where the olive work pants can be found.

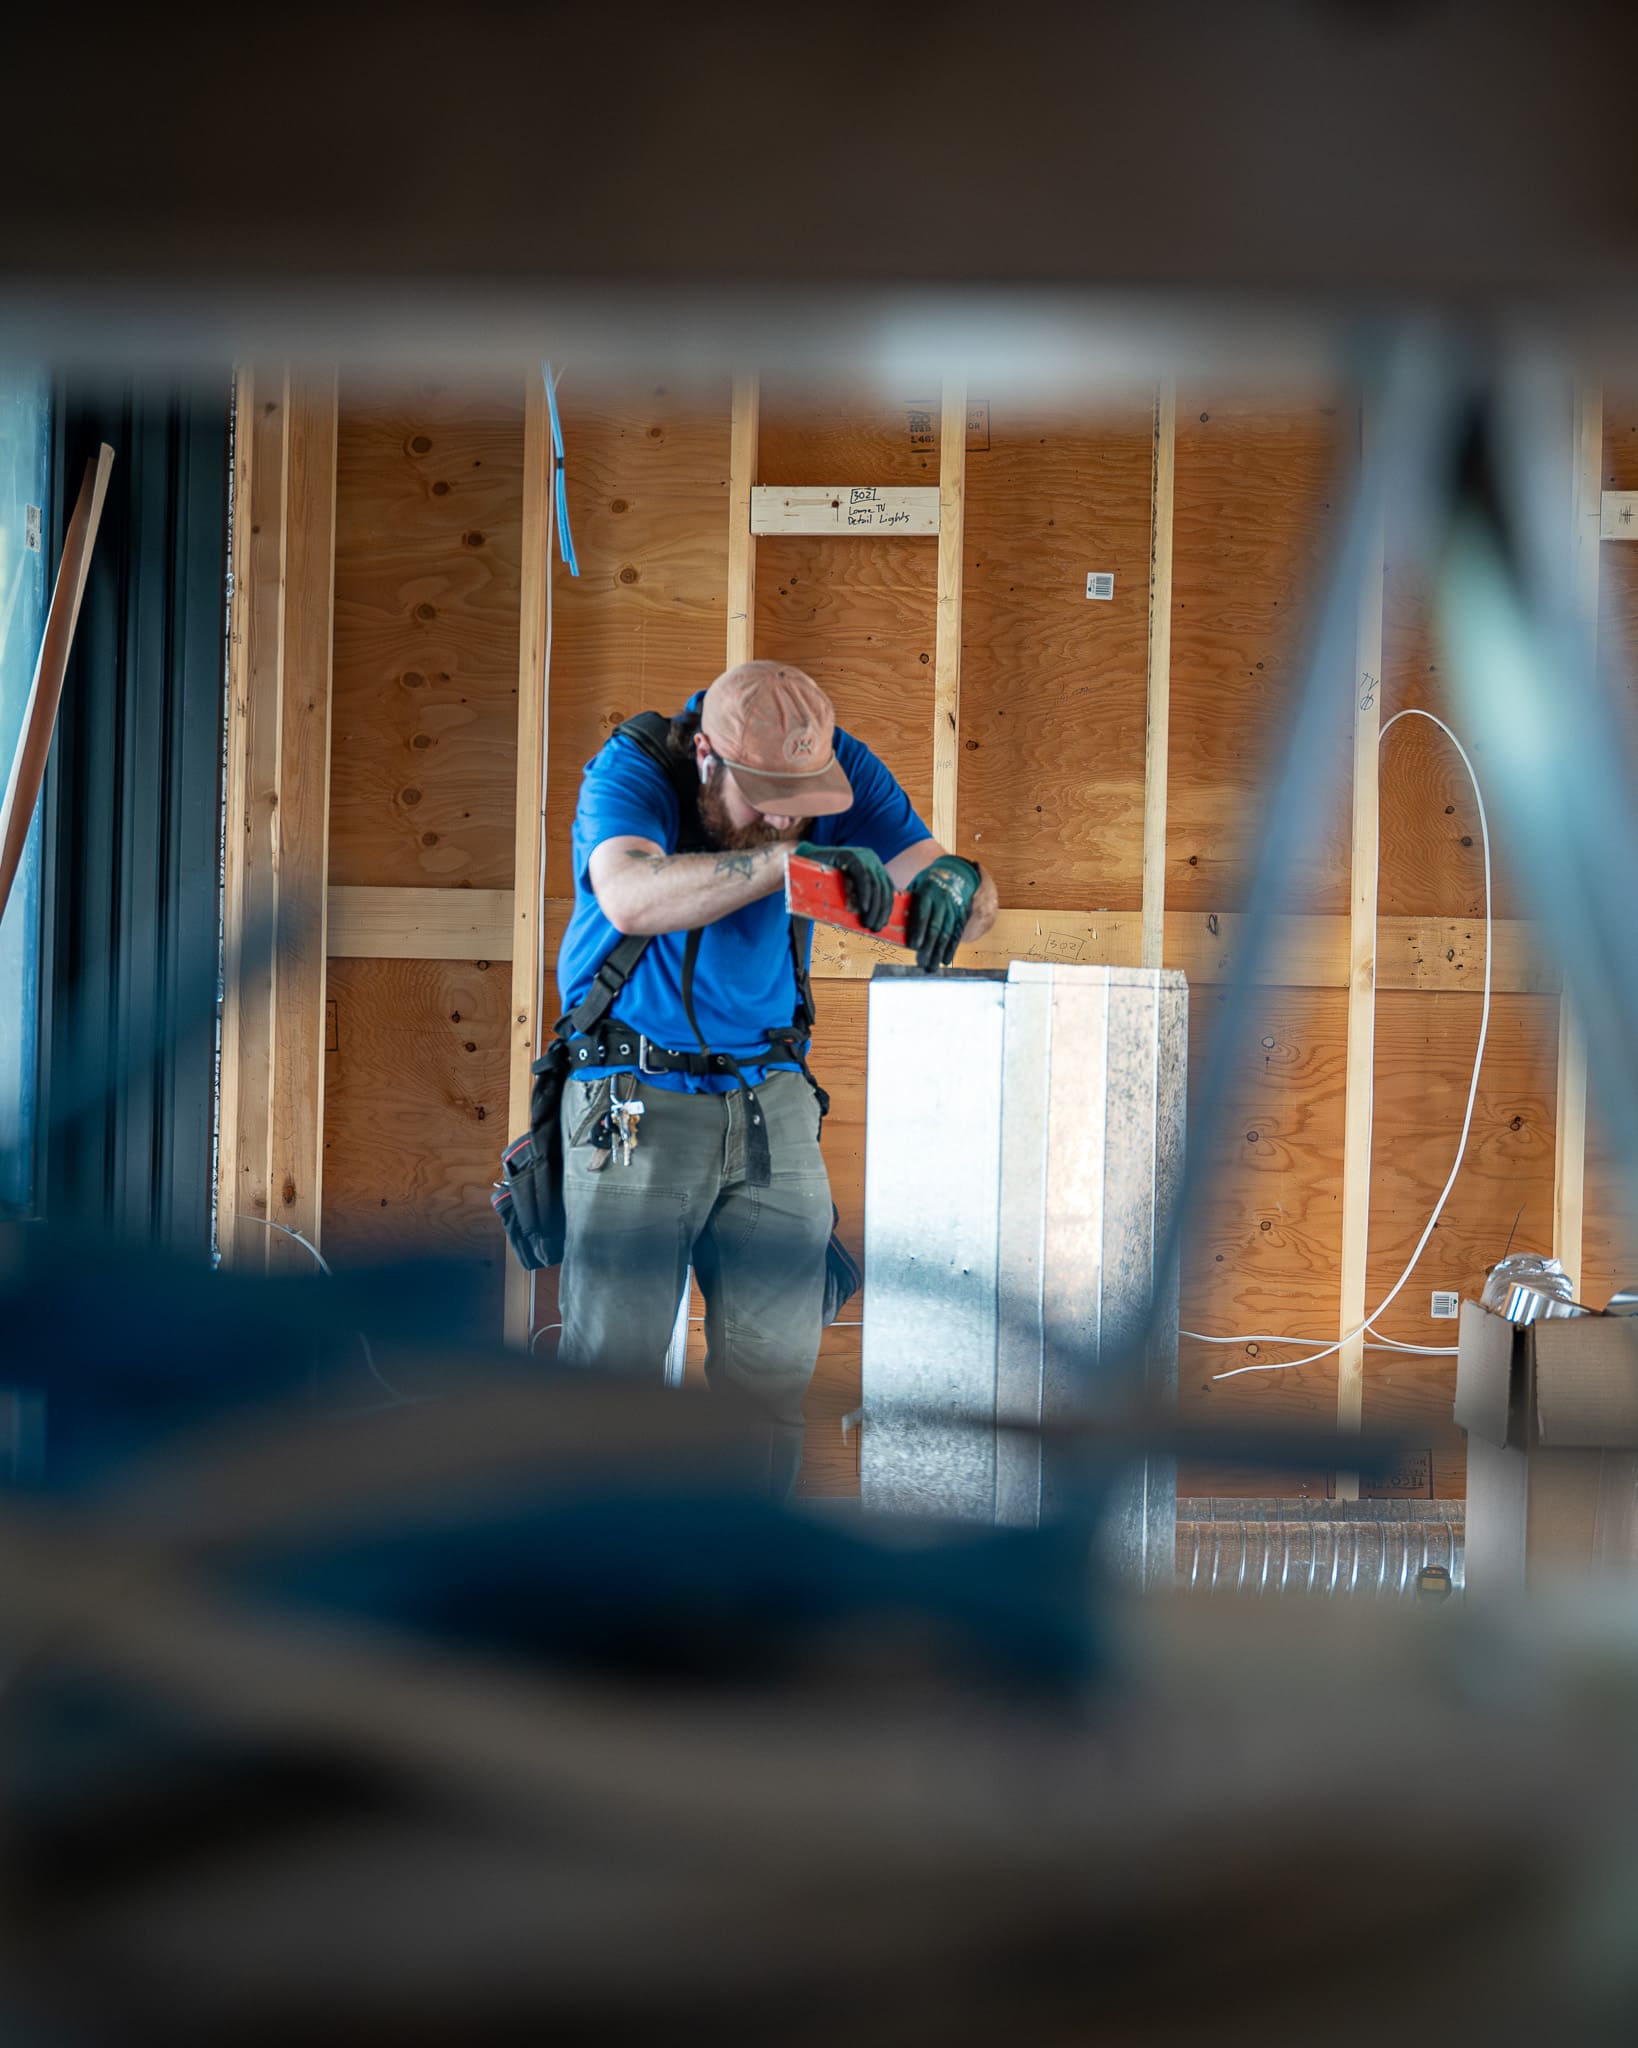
[557,1070,832,1499]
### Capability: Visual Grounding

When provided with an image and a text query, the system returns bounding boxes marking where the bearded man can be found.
[552,660,998,1495]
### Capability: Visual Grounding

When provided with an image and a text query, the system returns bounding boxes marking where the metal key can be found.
[611,1092,644,1165]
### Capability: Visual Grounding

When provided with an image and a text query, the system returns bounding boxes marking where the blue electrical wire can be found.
[541,362,580,578]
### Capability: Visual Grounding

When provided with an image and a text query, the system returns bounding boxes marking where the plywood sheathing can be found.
[321,955,511,1328]
[329,381,524,890]
[544,384,729,901]
[1170,392,1353,1492]
[322,374,523,1309]
[961,398,1152,903]
[755,381,937,832]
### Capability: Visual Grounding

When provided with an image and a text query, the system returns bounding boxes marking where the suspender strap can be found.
[788,914,817,1035]
[776,913,828,1118]
[533,929,651,1075]
[679,925,708,1055]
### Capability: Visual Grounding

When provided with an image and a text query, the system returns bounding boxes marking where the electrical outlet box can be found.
[1086,571,1114,601]
[1431,1290,1459,1320]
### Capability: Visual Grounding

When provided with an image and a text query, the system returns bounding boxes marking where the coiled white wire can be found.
[1187,707,1493,1380]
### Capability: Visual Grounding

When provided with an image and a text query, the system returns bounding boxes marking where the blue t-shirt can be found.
[557,702,929,1092]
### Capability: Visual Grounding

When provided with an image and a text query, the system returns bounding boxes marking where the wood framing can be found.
[932,376,966,850]
[505,370,553,1347]
[1140,380,1175,970]
[726,372,759,666]
[1555,380,1601,1293]
[1336,407,1387,1494]
[218,364,339,1270]
[294,371,1619,1503]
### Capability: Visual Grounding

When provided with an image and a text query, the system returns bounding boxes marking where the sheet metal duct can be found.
[860,964,1186,1586]
[1178,1505,1466,1597]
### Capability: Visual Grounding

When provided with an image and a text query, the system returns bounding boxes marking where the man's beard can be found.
[697,775,809,853]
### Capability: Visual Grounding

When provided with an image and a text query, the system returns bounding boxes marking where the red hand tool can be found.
[785,853,913,947]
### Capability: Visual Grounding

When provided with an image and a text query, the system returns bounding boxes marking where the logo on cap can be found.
[785,728,816,761]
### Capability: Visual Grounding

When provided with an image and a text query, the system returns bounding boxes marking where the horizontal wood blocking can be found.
[328,885,515,960]
[1601,490,1638,538]
[749,485,939,536]
[327,885,1554,993]
[821,909,1554,990]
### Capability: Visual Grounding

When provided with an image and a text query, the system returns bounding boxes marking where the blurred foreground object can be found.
[2,1229,1638,2041]
[16,1,1638,380]
[1458,1296,1638,1594]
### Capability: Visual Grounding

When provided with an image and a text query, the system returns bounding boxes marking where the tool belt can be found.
[563,1018,809,1081]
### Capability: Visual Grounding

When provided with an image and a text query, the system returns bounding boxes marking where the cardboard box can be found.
[1454,1299,1638,1592]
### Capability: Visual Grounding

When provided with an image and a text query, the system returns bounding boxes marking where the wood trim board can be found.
[1140,380,1175,972]
[268,369,339,1258]
[218,366,285,1267]
[932,377,966,850]
[726,373,759,665]
[219,364,339,1269]
[0,444,114,920]
[505,370,553,1347]
[1556,381,1602,1292]
[326,885,1557,995]
[1336,407,1387,1492]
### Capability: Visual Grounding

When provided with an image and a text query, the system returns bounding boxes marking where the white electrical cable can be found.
[235,1216,417,1405]
[240,1213,334,1277]
[1191,707,1492,1381]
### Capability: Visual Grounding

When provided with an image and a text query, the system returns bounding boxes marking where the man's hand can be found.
[795,841,895,933]
[905,856,981,971]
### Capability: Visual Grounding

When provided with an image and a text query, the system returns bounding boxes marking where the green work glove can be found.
[796,841,895,933]
[906,856,981,971]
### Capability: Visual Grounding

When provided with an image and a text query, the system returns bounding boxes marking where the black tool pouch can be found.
[823,1207,862,1327]
[495,1040,572,1271]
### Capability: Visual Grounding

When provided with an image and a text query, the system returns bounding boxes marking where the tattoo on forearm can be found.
[617,846,767,888]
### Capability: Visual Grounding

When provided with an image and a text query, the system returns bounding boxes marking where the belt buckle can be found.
[638,1035,662,1075]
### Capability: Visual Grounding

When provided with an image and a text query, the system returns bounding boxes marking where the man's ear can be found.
[694,733,715,784]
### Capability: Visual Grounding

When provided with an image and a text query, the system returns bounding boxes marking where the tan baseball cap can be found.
[699,661,854,816]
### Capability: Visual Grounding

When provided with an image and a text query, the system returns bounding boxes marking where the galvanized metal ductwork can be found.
[1177,1501,1465,1595]
[861,963,1187,1586]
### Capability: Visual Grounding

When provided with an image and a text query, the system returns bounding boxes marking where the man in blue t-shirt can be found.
[555,659,997,1496]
